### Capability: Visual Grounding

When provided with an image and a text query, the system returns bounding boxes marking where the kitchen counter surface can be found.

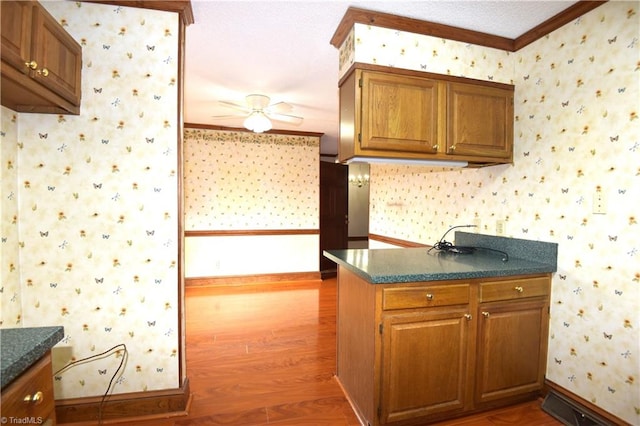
[324,232,558,284]
[0,326,64,389]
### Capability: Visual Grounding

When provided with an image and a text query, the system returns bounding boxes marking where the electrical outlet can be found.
[593,192,607,214]
[496,219,506,236]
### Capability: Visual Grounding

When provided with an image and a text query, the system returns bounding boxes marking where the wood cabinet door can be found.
[1,1,32,73]
[475,298,549,404]
[447,82,513,159]
[380,309,471,424]
[360,71,442,154]
[31,3,82,105]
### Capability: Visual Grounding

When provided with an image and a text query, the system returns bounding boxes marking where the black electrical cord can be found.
[428,225,509,261]
[428,224,477,253]
[53,343,128,425]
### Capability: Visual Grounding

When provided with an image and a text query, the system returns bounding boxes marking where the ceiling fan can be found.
[212,94,304,133]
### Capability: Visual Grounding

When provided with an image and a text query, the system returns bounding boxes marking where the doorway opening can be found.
[347,163,370,249]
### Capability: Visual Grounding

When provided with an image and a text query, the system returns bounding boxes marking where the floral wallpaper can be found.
[0,2,181,400]
[1,109,20,326]
[343,2,639,423]
[339,23,514,84]
[184,128,319,230]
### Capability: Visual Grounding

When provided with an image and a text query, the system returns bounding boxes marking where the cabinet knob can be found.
[464,314,472,321]
[514,286,524,293]
[432,144,438,151]
[449,145,456,152]
[482,311,490,318]
[425,293,434,301]
[37,67,49,77]
[25,60,38,70]
[23,391,44,405]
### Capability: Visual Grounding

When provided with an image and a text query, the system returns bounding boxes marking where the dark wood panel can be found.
[319,161,348,275]
[82,1,194,25]
[514,1,607,50]
[56,379,191,424]
[331,3,607,53]
[186,229,319,237]
[330,6,513,51]
[185,122,324,138]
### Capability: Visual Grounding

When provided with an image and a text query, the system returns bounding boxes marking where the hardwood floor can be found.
[91,278,562,426]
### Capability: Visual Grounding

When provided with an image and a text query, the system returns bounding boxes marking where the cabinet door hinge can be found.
[358,133,362,143]
[359,77,363,88]
[379,323,383,334]
[377,406,382,418]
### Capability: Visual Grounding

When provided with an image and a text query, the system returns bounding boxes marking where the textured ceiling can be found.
[184,1,578,155]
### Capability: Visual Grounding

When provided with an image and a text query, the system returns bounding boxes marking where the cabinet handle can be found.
[514,286,524,293]
[425,293,434,301]
[23,390,44,405]
[449,145,456,152]
[37,67,49,77]
[482,311,490,318]
[432,144,438,151]
[25,60,38,70]
[464,314,472,321]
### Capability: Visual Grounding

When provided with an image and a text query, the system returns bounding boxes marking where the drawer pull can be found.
[425,293,434,301]
[25,60,38,70]
[514,286,524,293]
[482,311,490,318]
[37,67,49,77]
[23,391,44,405]
[464,314,472,321]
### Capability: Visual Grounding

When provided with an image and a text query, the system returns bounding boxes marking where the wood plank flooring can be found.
[85,278,563,426]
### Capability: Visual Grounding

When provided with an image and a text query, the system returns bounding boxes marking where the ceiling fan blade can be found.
[211,113,245,119]
[267,112,304,125]
[267,101,293,114]
[218,100,251,113]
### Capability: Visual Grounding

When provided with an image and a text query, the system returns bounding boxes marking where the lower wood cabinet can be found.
[336,267,551,426]
[381,308,471,424]
[1,351,57,425]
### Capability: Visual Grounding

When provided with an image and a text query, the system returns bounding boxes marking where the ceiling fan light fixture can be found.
[244,111,272,133]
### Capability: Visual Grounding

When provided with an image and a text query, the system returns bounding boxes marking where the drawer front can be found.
[480,276,550,302]
[1,353,55,422]
[383,284,470,310]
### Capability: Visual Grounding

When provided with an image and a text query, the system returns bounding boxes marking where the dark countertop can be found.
[324,232,558,284]
[1,326,64,389]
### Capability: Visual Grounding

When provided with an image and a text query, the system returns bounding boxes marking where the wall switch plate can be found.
[593,192,607,214]
[496,219,506,236]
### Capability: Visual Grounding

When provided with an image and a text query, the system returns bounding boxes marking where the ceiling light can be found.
[243,111,272,133]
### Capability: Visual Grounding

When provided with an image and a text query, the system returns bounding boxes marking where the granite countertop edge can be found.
[330,258,556,284]
[1,326,64,389]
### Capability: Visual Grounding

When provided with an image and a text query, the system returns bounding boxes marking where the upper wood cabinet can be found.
[339,65,514,166]
[1,0,82,114]
[359,71,441,154]
[447,82,513,160]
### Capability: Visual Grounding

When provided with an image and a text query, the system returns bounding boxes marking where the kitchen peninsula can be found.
[324,233,557,426]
